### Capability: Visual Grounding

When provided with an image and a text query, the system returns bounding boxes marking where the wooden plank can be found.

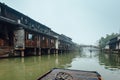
[37,68,102,80]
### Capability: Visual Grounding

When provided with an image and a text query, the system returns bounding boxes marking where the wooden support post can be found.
[34,48,37,55]
[21,50,24,57]
[60,50,62,53]
[48,49,50,54]
[53,49,55,54]
[38,48,41,56]
[56,49,58,54]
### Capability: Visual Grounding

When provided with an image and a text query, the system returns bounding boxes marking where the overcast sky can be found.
[0,0,120,45]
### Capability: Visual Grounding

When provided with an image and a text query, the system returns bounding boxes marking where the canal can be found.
[0,48,120,80]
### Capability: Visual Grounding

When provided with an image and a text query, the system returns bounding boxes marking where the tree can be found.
[98,33,119,49]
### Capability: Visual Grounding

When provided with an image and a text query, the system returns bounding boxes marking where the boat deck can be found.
[37,68,102,80]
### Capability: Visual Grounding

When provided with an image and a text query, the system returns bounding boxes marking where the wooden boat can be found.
[37,68,102,80]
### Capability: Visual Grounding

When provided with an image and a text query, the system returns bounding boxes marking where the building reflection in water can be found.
[99,52,120,70]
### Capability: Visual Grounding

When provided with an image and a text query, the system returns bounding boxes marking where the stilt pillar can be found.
[48,49,50,54]
[56,49,58,54]
[53,49,56,54]
[38,48,41,56]
[21,50,24,57]
[34,48,37,55]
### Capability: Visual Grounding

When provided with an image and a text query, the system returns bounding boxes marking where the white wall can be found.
[105,45,109,49]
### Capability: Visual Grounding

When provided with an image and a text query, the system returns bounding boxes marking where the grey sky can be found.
[0,0,120,45]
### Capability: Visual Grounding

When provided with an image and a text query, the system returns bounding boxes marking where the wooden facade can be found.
[0,3,75,57]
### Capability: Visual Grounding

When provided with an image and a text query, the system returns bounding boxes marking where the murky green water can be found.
[0,48,120,80]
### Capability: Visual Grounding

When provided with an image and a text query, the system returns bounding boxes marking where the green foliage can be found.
[98,33,119,48]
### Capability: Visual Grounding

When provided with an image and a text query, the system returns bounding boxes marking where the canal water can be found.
[0,48,120,80]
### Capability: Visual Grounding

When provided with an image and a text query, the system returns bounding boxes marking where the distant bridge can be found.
[79,45,99,48]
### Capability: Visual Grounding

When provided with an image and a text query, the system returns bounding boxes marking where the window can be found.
[31,24,34,29]
[51,39,54,43]
[28,34,33,40]
[42,37,45,40]
[17,19,21,24]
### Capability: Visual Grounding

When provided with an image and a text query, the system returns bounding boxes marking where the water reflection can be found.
[69,48,120,80]
[0,53,76,80]
[0,48,120,80]
[99,52,120,70]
